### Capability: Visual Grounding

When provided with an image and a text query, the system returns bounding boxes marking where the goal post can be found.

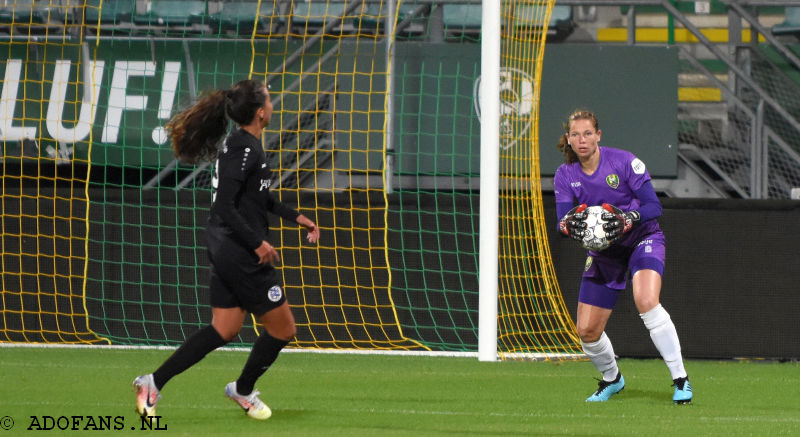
[479,0,583,360]
[1,0,581,359]
[479,0,501,362]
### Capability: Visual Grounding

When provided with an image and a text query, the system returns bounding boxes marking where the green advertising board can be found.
[2,38,677,178]
[1,38,297,167]
[392,42,679,178]
[539,44,679,177]
[393,43,480,178]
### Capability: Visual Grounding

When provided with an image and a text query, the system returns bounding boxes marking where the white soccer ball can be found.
[581,205,610,251]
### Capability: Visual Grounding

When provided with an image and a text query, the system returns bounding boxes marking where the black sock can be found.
[235,332,289,395]
[152,325,228,390]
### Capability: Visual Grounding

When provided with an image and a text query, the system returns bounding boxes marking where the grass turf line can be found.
[1,347,798,436]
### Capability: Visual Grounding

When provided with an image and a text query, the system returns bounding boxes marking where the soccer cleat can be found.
[672,376,693,404]
[225,382,272,420]
[133,374,161,419]
[586,372,625,402]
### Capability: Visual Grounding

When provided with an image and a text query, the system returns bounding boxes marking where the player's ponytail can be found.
[557,131,577,164]
[167,79,267,163]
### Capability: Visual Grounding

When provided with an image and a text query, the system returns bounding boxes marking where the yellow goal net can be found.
[1,0,580,358]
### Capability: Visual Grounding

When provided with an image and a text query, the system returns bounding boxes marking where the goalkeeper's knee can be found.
[640,304,670,332]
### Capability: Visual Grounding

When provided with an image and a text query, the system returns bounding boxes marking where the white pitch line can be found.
[0,343,583,360]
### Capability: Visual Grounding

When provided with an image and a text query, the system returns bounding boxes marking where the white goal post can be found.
[478,0,501,362]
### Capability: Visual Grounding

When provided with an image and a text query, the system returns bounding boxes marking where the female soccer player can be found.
[133,79,320,420]
[554,110,692,404]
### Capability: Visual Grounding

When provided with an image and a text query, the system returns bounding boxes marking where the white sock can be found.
[581,332,619,382]
[640,304,687,380]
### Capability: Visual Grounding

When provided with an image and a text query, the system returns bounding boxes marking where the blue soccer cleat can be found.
[672,376,693,404]
[586,373,625,402]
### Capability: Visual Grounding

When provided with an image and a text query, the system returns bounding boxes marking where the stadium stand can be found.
[442,4,574,41]
[358,3,428,36]
[587,2,785,104]
[598,1,784,43]
[133,0,207,26]
[210,1,271,35]
[292,1,355,33]
[442,3,481,29]
[772,6,800,39]
[82,0,136,25]
[514,4,574,42]
[0,0,67,26]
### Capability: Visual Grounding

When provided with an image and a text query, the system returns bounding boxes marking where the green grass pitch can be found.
[1,347,798,436]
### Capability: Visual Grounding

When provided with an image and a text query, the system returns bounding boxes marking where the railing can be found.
[133,0,800,197]
[554,0,800,198]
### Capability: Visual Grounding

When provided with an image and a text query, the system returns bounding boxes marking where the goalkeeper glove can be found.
[601,203,641,243]
[559,204,588,242]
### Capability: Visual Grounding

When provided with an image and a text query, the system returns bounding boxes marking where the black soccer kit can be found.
[205,127,300,315]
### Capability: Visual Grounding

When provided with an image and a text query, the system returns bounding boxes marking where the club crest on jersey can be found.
[605,174,620,189]
[268,285,283,302]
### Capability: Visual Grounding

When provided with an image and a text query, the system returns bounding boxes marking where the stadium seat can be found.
[772,7,800,38]
[442,4,481,33]
[513,4,575,42]
[442,4,574,41]
[81,0,135,25]
[358,3,426,35]
[0,0,65,26]
[134,0,207,26]
[210,1,266,35]
[292,1,354,32]
[442,4,483,41]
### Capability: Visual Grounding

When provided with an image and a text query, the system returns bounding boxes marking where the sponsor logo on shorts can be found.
[605,174,619,189]
[268,285,283,302]
[584,256,593,271]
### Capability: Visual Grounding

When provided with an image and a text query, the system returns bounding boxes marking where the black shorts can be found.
[206,226,286,316]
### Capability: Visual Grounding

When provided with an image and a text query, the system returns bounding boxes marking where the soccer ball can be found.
[581,205,610,251]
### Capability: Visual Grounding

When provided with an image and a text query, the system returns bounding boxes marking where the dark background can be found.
[544,195,800,360]
[3,179,799,358]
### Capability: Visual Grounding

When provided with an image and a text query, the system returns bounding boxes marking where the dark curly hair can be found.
[557,110,599,164]
[166,79,267,163]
